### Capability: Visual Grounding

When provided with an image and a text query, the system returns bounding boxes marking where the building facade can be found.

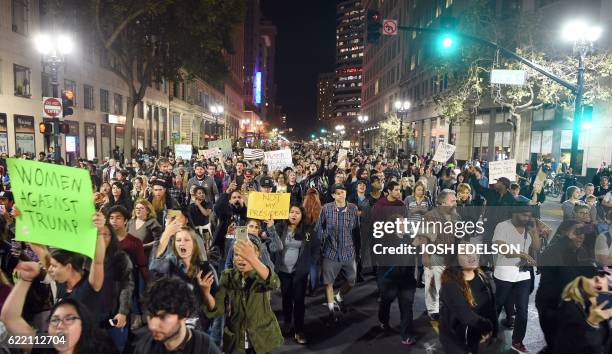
[334,0,365,124]
[317,72,335,122]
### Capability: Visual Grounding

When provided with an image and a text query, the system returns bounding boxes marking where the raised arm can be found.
[90,212,107,292]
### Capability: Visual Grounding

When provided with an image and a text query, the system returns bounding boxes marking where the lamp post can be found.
[210,104,224,139]
[34,33,74,162]
[562,20,602,173]
[357,115,369,150]
[394,100,411,157]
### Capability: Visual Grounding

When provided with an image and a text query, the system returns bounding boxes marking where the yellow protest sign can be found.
[247,192,291,220]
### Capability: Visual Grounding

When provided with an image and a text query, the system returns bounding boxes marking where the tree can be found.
[48,0,244,161]
[376,115,401,153]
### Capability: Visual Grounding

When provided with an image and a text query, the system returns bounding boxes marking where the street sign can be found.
[382,19,398,35]
[491,69,527,85]
[42,97,62,118]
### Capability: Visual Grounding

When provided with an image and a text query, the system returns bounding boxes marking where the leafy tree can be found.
[47,0,244,160]
[428,1,612,158]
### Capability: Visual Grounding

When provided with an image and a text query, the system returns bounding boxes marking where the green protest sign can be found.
[7,158,97,258]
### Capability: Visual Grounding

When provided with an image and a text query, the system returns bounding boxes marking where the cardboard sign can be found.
[341,140,351,148]
[198,148,222,160]
[208,139,233,157]
[247,192,291,220]
[488,159,517,183]
[264,149,293,172]
[174,144,192,160]
[8,159,97,258]
[432,143,456,163]
[338,149,348,169]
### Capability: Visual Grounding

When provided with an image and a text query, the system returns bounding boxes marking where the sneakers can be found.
[294,332,307,345]
[400,338,416,345]
[511,342,530,354]
[334,300,348,313]
[379,322,392,332]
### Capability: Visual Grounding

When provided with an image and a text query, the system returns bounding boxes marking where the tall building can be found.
[334,0,365,123]
[225,22,246,139]
[317,72,335,122]
[260,21,277,123]
[361,0,408,147]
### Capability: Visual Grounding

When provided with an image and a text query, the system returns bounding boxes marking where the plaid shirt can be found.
[316,202,359,262]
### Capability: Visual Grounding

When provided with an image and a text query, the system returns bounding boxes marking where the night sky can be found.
[261,0,336,139]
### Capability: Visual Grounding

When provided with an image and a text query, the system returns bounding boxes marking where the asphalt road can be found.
[270,197,565,354]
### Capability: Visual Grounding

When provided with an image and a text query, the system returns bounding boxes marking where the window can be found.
[41,72,53,97]
[137,101,144,118]
[114,93,123,114]
[446,0,453,8]
[64,80,77,105]
[12,0,28,35]
[543,108,555,120]
[495,111,505,123]
[83,85,94,110]
[13,64,31,97]
[100,89,109,113]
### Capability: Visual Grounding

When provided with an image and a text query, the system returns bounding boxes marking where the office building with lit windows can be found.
[334,0,365,122]
[317,72,335,122]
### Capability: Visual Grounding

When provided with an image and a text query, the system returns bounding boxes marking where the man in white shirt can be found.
[492,205,542,354]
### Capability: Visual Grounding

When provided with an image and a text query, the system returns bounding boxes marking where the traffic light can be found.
[437,17,458,54]
[581,105,593,129]
[39,122,53,135]
[62,89,74,117]
[367,10,382,44]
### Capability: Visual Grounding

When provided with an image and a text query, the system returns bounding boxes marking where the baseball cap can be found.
[0,191,14,202]
[331,183,346,193]
[260,176,274,188]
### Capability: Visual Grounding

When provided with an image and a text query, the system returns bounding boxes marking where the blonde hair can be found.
[173,227,204,278]
[457,183,471,194]
[561,276,590,309]
[132,198,156,221]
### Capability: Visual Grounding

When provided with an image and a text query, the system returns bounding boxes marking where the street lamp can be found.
[34,32,75,162]
[561,19,602,172]
[357,115,369,150]
[394,100,411,157]
[210,104,224,139]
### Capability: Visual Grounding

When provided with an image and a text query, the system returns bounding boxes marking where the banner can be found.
[488,159,517,183]
[244,148,265,160]
[264,149,293,171]
[208,139,233,157]
[198,148,222,160]
[432,142,456,163]
[174,144,192,160]
[7,159,97,258]
[338,149,348,169]
[247,192,291,220]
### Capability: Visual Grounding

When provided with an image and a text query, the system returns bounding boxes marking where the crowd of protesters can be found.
[0,143,610,354]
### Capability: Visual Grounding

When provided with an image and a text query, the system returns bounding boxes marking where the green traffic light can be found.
[442,36,453,48]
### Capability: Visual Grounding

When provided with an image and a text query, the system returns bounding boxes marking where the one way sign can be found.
[382,19,398,36]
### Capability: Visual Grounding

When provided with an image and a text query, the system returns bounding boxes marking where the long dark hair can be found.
[108,182,128,206]
[48,298,118,354]
[442,250,484,308]
[283,204,306,241]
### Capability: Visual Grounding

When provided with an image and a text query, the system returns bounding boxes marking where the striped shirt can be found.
[316,202,360,262]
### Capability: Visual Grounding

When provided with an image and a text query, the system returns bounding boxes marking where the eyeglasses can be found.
[49,315,81,327]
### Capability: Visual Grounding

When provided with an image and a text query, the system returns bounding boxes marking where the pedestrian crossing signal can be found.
[62,90,74,117]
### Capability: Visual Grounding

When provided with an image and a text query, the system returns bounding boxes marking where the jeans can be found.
[494,278,531,344]
[308,263,319,290]
[424,266,444,314]
[535,299,557,352]
[278,271,308,332]
[377,273,416,340]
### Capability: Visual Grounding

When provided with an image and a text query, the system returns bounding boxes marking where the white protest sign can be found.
[341,140,351,148]
[264,149,293,171]
[432,142,456,163]
[174,144,192,160]
[488,159,517,183]
[208,139,233,157]
[338,149,348,169]
[198,148,222,159]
